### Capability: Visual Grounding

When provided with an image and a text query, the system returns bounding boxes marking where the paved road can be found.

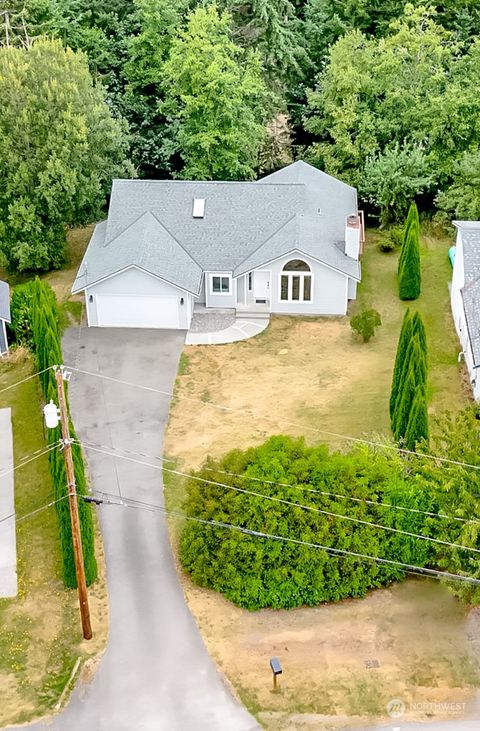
[5,328,257,731]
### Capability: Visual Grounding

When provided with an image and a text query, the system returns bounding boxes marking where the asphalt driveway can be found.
[5,328,257,731]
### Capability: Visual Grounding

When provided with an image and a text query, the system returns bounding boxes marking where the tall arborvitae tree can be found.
[412,310,427,356]
[398,202,419,275]
[399,223,421,300]
[392,333,420,434]
[390,311,428,445]
[389,309,412,420]
[404,386,429,450]
[395,363,418,441]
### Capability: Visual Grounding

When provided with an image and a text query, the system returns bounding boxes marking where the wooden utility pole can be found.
[55,369,92,640]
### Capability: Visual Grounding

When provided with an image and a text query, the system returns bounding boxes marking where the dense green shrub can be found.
[350,309,382,342]
[179,436,435,610]
[16,278,97,588]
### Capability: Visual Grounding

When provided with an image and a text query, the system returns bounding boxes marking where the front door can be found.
[253,271,270,301]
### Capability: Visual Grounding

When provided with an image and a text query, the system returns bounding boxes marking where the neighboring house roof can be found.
[73,161,360,295]
[454,222,480,367]
[0,280,10,323]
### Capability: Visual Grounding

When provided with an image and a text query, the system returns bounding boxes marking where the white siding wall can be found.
[347,278,357,300]
[450,229,480,400]
[205,272,236,309]
[268,254,349,315]
[196,276,206,304]
[86,267,191,329]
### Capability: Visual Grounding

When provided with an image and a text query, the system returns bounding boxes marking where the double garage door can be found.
[96,294,181,329]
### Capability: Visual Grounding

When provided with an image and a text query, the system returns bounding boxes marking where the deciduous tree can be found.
[162,5,268,180]
[0,38,131,271]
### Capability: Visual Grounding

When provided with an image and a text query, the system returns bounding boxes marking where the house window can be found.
[212,275,230,294]
[280,260,312,302]
[248,272,253,291]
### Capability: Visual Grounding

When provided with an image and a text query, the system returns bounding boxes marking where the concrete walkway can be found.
[0,407,16,598]
[3,328,258,731]
[186,317,269,345]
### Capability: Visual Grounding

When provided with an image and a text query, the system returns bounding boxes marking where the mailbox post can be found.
[270,657,282,691]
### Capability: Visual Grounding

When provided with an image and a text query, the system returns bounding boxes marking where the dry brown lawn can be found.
[185,578,480,729]
[164,229,477,728]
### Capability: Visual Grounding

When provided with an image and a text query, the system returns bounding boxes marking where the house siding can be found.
[196,276,206,304]
[86,267,191,329]
[347,278,357,300]
[268,254,348,316]
[205,272,236,309]
[450,228,480,400]
[0,320,7,354]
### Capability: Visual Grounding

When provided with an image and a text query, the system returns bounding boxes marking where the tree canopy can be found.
[305,5,480,220]
[162,5,269,180]
[0,38,131,271]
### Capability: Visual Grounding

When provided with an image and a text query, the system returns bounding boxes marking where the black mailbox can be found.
[270,657,282,675]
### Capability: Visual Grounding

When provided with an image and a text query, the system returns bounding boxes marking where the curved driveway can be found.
[6,328,257,731]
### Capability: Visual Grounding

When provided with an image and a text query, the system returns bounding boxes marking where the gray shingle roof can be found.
[0,280,10,323]
[73,161,360,295]
[457,224,480,366]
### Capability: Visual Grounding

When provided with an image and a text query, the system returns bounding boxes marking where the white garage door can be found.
[96,294,180,329]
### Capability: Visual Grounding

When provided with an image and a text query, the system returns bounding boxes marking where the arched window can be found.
[280,259,312,302]
[283,259,311,272]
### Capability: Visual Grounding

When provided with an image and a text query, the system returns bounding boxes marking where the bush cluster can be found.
[398,203,421,300]
[179,436,435,610]
[350,309,382,342]
[10,279,97,588]
[390,309,429,449]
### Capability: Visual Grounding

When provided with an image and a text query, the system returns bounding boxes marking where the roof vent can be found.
[193,198,205,218]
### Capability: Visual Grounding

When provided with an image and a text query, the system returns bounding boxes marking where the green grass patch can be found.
[178,353,191,376]
[0,358,90,725]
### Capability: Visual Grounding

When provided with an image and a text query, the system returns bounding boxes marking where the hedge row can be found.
[390,309,429,449]
[180,436,435,610]
[11,279,97,588]
[398,202,421,301]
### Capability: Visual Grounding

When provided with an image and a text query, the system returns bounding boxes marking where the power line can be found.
[0,366,51,395]
[74,440,480,556]
[203,466,480,526]
[76,438,480,527]
[91,490,480,587]
[65,364,480,474]
[0,444,57,480]
[0,494,69,525]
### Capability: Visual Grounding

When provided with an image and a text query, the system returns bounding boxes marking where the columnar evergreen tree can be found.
[398,202,419,275]
[411,310,427,356]
[404,386,429,450]
[390,311,428,446]
[9,279,97,587]
[398,220,421,300]
[389,309,412,419]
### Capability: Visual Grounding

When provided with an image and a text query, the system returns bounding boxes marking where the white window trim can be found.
[278,272,313,303]
[209,273,232,296]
